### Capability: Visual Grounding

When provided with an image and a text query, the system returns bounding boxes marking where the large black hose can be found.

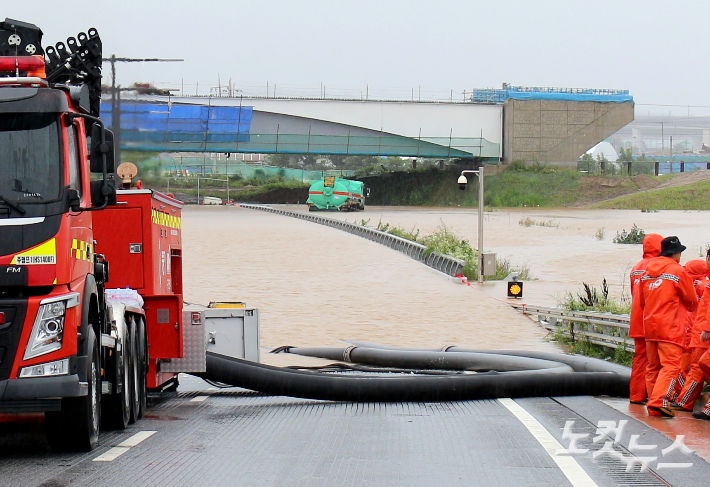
[202,351,629,402]
[346,341,632,377]
[287,347,575,374]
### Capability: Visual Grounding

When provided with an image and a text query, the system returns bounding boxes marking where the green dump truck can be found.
[307,177,366,211]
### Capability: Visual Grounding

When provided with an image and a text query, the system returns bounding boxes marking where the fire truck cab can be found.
[0,18,184,452]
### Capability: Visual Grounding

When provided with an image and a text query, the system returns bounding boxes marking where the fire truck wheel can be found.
[136,317,147,419]
[101,321,130,430]
[128,318,140,424]
[46,328,100,451]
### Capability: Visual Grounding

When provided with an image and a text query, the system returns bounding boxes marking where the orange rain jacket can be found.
[629,234,663,338]
[689,283,710,349]
[640,256,698,346]
[683,260,709,348]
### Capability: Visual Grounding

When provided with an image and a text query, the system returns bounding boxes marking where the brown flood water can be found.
[182,206,710,366]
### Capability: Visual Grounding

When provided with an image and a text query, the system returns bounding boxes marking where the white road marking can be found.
[93,446,130,462]
[93,431,157,462]
[118,430,157,447]
[190,395,208,402]
[498,398,598,487]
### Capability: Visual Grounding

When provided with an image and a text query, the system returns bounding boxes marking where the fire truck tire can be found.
[101,321,130,430]
[46,328,100,451]
[128,317,140,424]
[136,317,147,419]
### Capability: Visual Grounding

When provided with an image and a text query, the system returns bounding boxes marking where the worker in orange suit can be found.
[669,259,709,401]
[628,233,663,405]
[639,236,698,417]
[693,334,710,420]
[674,252,710,413]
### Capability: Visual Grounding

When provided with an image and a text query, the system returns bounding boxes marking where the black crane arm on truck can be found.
[0,18,102,118]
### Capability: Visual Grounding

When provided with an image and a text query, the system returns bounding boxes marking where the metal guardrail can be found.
[239,204,465,277]
[509,303,634,351]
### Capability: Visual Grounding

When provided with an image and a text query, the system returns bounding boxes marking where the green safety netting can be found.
[163,157,354,181]
[125,133,497,158]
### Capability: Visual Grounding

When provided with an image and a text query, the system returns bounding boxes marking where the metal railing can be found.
[239,204,465,277]
[509,303,633,350]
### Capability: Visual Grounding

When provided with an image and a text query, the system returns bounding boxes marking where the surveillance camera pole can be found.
[459,167,485,283]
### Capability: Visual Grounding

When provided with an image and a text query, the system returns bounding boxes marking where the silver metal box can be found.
[482,252,497,276]
[205,308,260,362]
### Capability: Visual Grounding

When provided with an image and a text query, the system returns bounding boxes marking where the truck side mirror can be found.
[67,188,81,212]
[90,125,115,174]
[91,179,117,207]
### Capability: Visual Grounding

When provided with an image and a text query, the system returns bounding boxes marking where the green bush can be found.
[613,224,645,244]
[558,280,630,314]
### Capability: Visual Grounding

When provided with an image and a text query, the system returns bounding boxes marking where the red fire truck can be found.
[0,19,192,451]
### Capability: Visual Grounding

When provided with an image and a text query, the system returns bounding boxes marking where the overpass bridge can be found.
[101,86,634,163]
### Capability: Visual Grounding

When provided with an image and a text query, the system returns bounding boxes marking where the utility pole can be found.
[660,121,665,151]
[102,55,183,164]
[458,167,485,283]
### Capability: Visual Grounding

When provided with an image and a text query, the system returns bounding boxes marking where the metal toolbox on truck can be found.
[160,310,207,373]
[204,308,260,362]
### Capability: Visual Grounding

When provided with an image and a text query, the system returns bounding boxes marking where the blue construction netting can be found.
[472,87,633,104]
[100,102,253,148]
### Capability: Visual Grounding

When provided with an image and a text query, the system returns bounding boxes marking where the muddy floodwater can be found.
[181,206,710,365]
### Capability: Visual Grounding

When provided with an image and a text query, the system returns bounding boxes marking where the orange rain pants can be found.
[646,340,684,409]
[675,347,706,409]
[630,338,649,402]
[696,351,710,416]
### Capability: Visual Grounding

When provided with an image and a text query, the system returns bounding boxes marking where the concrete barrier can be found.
[240,204,465,277]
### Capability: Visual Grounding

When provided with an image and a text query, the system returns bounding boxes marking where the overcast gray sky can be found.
[5,1,709,114]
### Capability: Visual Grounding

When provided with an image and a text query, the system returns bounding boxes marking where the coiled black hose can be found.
[285,347,575,374]
[201,350,629,402]
[345,341,632,377]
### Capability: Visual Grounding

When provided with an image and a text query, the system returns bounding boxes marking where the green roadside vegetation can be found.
[552,280,633,366]
[594,178,710,210]
[552,332,634,367]
[361,220,532,282]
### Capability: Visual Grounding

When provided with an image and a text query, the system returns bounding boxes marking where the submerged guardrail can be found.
[510,303,633,350]
[239,204,465,277]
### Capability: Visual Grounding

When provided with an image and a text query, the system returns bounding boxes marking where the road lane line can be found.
[498,398,598,487]
[93,446,130,462]
[93,431,157,462]
[190,395,208,402]
[118,430,157,447]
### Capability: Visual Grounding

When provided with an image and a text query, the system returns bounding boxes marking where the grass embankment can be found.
[360,167,583,207]
[360,166,666,208]
[364,220,531,281]
[594,178,710,210]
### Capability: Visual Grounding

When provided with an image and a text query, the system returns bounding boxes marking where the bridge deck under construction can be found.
[1,375,709,487]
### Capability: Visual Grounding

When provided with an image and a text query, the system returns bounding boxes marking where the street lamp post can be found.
[458,167,485,283]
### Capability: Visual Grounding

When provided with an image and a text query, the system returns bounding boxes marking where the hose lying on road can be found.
[285,347,575,375]
[345,341,632,377]
[201,348,629,402]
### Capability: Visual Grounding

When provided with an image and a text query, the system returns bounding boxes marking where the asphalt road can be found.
[0,375,708,487]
